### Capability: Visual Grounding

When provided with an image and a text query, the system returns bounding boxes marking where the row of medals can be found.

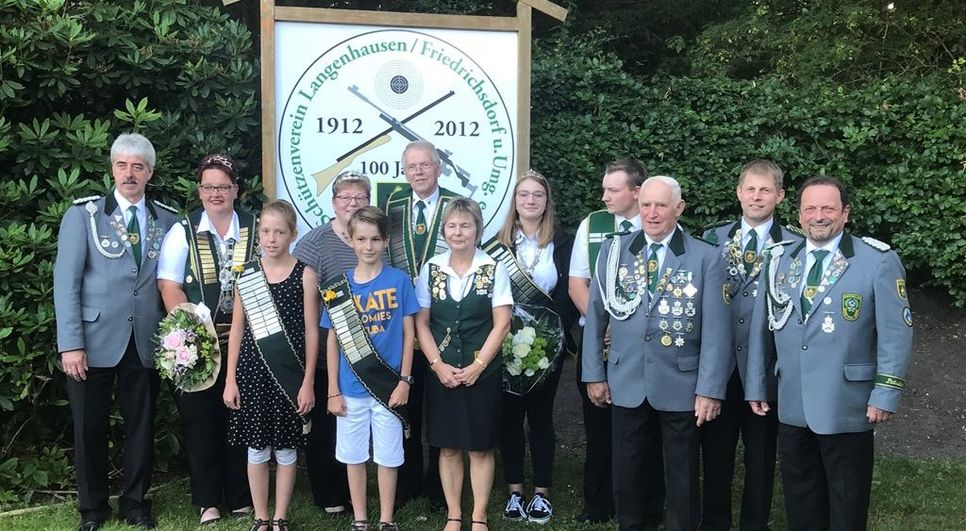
[778,254,838,334]
[621,258,700,347]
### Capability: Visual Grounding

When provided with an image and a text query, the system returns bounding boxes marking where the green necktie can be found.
[801,249,829,315]
[619,220,633,233]
[413,200,428,257]
[647,242,662,293]
[126,205,142,267]
[743,229,759,275]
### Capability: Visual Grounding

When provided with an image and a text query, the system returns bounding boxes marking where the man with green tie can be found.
[54,133,177,530]
[700,160,801,531]
[746,176,914,530]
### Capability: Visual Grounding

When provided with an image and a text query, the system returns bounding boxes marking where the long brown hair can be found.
[497,170,556,248]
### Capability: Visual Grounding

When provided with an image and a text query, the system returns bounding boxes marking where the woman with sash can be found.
[292,171,373,516]
[414,198,513,531]
[482,170,577,525]
[224,200,318,531]
[157,153,257,524]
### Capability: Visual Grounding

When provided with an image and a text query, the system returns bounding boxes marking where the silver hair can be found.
[642,175,682,203]
[110,133,156,169]
[402,140,441,165]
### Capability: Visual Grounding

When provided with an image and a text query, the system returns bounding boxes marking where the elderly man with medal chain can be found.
[583,175,731,531]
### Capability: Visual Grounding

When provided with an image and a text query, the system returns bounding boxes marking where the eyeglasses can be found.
[335,194,369,204]
[199,184,236,194]
[516,190,547,200]
[404,162,436,174]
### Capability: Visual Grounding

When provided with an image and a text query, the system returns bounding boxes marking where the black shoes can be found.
[575,511,612,524]
[76,521,102,531]
[125,514,157,529]
[503,491,527,521]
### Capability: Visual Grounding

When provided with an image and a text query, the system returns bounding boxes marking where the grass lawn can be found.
[5,452,965,530]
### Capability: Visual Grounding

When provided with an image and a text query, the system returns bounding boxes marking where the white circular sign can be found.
[276,25,518,239]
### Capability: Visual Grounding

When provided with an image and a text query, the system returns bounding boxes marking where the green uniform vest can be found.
[587,210,617,276]
[428,263,501,379]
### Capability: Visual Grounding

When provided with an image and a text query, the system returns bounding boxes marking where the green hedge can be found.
[0,0,260,505]
[531,32,966,300]
[1,4,964,505]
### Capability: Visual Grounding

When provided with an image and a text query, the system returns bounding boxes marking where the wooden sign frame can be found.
[259,0,566,202]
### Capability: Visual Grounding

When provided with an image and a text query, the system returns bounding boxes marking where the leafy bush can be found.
[531,31,966,301]
[0,0,259,506]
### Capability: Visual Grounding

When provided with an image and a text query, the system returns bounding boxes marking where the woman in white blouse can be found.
[415,198,512,531]
[487,171,578,525]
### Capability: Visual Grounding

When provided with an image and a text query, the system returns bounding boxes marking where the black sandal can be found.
[445,516,462,529]
[349,520,369,531]
[249,518,271,531]
[274,518,290,531]
[471,521,488,529]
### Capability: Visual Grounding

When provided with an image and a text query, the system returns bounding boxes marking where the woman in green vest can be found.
[414,198,513,531]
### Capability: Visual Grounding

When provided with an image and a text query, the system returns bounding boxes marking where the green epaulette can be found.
[860,236,891,252]
[72,195,101,205]
[701,220,731,244]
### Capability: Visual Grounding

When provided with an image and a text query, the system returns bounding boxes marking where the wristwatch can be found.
[399,375,415,385]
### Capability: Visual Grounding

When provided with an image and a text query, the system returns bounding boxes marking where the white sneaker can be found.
[503,491,527,521]
[526,493,552,524]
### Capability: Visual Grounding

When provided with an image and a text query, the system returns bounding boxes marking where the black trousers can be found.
[500,365,562,487]
[398,353,441,500]
[778,424,874,531]
[614,401,694,531]
[66,340,158,522]
[306,360,350,508]
[575,335,615,518]
[173,354,251,510]
[700,370,778,531]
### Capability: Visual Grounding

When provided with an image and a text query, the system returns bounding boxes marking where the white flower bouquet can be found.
[502,303,564,395]
[154,302,221,392]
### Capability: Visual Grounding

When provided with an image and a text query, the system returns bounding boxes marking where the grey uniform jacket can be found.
[582,228,733,411]
[745,233,913,434]
[703,220,803,402]
[54,193,177,368]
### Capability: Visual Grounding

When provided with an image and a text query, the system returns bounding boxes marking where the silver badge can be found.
[674,335,685,347]
[658,299,671,315]
[822,314,835,334]
[824,296,832,306]
[683,283,698,298]
[685,301,696,317]
[671,300,684,317]
[672,320,683,331]
[101,239,111,248]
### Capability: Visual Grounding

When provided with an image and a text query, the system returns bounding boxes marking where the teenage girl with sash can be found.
[483,171,578,525]
[414,198,513,531]
[223,200,319,531]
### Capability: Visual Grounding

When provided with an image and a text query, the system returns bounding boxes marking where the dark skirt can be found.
[426,369,502,451]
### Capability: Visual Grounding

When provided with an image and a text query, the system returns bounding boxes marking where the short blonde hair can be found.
[260,199,297,233]
[441,197,483,246]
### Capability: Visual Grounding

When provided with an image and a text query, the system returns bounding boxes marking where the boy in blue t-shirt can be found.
[321,206,420,531]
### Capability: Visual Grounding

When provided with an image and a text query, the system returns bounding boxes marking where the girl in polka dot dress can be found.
[224,200,319,531]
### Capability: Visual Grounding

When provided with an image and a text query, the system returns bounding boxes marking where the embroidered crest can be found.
[842,293,862,321]
[896,279,907,301]
[902,306,912,327]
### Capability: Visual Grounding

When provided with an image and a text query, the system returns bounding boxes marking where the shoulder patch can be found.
[860,236,891,252]
[784,224,805,236]
[703,220,732,231]
[152,200,178,214]
[72,195,101,205]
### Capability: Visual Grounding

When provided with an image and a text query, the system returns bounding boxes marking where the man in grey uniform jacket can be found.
[699,160,802,531]
[583,176,732,531]
[746,176,913,531]
[54,133,177,531]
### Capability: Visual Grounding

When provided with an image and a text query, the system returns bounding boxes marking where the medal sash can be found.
[236,260,311,434]
[320,274,411,438]
[386,191,454,278]
[184,210,256,324]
